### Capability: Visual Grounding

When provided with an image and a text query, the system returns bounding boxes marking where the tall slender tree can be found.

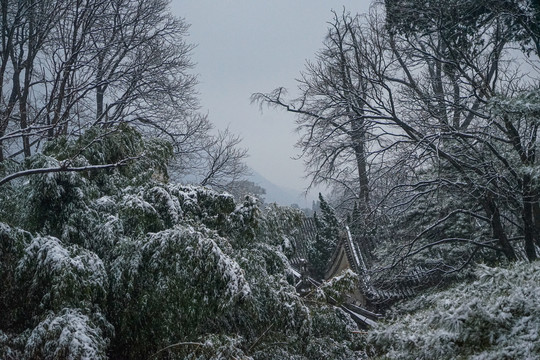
[253,11,373,210]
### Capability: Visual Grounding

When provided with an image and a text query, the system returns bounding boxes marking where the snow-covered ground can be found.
[368,261,540,359]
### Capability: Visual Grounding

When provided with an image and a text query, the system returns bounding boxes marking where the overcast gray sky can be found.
[171,1,372,204]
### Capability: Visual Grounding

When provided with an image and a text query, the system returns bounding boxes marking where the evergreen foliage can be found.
[0,126,366,359]
[385,0,540,55]
[310,194,340,279]
[368,261,540,359]
[369,168,497,290]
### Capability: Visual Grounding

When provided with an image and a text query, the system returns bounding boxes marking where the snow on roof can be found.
[344,307,378,327]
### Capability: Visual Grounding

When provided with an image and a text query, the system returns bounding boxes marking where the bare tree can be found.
[198,128,249,192]
[254,1,539,283]
[0,0,250,192]
[360,0,540,263]
[0,0,70,160]
[0,0,197,160]
[253,10,373,210]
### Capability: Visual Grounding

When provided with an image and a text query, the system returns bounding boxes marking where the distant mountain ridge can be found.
[248,169,312,208]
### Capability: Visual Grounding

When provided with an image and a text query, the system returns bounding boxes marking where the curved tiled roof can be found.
[291,218,422,307]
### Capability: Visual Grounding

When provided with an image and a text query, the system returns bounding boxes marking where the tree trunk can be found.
[533,202,540,247]
[335,19,370,210]
[19,99,31,158]
[522,200,537,261]
[482,195,517,262]
[20,59,33,157]
[351,116,370,208]
[96,54,105,121]
[522,174,538,260]
[19,0,34,158]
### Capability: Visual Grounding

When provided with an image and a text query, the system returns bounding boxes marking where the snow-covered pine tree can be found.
[310,193,340,279]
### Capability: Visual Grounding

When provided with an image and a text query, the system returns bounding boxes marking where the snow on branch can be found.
[0,156,141,187]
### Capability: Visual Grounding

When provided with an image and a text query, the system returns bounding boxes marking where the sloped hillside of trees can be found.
[368,261,540,359]
[0,125,367,359]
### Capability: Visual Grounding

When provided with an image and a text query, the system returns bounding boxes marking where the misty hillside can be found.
[248,170,314,208]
